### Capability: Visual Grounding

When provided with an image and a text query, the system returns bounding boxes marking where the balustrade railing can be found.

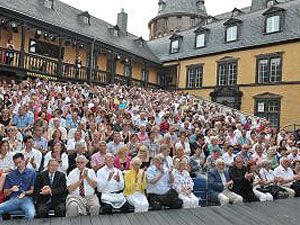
[93,69,110,84]
[62,63,87,81]
[0,47,20,68]
[24,53,58,76]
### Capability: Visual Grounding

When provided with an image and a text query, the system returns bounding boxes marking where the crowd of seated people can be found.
[0,79,300,220]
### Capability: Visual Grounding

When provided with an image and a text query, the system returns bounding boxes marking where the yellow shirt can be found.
[124,169,147,196]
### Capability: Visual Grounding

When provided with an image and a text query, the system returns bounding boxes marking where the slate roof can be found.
[157,0,207,16]
[148,0,300,63]
[0,0,161,64]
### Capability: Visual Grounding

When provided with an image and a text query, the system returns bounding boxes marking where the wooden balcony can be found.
[0,46,162,89]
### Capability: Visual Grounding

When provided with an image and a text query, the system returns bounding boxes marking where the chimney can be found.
[117,8,128,35]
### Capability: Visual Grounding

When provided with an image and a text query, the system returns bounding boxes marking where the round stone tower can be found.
[149,0,208,40]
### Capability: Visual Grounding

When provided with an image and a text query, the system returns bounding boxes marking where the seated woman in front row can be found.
[124,157,149,213]
[173,158,199,208]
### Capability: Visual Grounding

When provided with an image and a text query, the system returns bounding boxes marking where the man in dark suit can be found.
[34,159,67,218]
[208,159,243,205]
[229,156,259,202]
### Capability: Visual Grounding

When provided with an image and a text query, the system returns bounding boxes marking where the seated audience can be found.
[90,141,107,172]
[274,157,299,198]
[124,157,149,213]
[0,153,35,221]
[21,136,42,172]
[0,140,14,172]
[43,142,69,174]
[114,146,131,171]
[34,159,67,218]
[229,156,259,202]
[97,153,131,214]
[147,154,183,210]
[66,155,100,217]
[173,158,199,208]
[208,159,243,206]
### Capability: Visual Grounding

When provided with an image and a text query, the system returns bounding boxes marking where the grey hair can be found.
[75,155,88,164]
[75,142,86,151]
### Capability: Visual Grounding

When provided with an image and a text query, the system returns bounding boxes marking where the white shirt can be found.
[219,171,227,188]
[20,148,42,171]
[97,166,124,193]
[0,152,14,172]
[67,168,97,196]
[259,168,275,182]
[43,151,69,174]
[67,138,87,152]
[287,153,300,162]
[222,152,236,165]
[274,165,294,187]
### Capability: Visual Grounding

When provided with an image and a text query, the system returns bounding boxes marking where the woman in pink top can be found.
[114,146,131,171]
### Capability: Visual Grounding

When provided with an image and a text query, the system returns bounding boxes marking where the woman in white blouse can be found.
[173,158,199,208]
[44,142,69,174]
[0,140,14,172]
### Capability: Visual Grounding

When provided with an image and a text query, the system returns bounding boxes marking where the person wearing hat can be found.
[208,158,243,206]
[146,153,183,210]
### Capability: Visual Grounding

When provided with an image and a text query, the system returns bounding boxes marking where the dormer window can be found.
[170,39,179,53]
[169,34,182,54]
[196,33,205,48]
[226,26,238,42]
[109,25,120,37]
[113,29,119,37]
[194,27,209,49]
[80,11,91,25]
[263,6,285,34]
[231,8,243,17]
[134,37,145,47]
[224,18,242,43]
[266,15,280,33]
[44,0,53,9]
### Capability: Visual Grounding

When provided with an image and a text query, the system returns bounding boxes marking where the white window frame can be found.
[187,66,203,88]
[170,39,179,53]
[266,15,280,33]
[196,33,205,48]
[226,25,238,42]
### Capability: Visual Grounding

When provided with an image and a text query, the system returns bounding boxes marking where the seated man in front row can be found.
[66,155,100,217]
[34,159,67,218]
[97,153,131,214]
[146,154,183,210]
[208,159,243,206]
[0,153,36,221]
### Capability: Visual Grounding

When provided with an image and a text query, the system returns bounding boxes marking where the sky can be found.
[61,0,252,40]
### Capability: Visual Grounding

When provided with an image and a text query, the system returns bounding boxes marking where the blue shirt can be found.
[147,165,170,195]
[236,151,253,163]
[34,136,48,151]
[66,115,80,129]
[4,168,36,198]
[13,114,31,129]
